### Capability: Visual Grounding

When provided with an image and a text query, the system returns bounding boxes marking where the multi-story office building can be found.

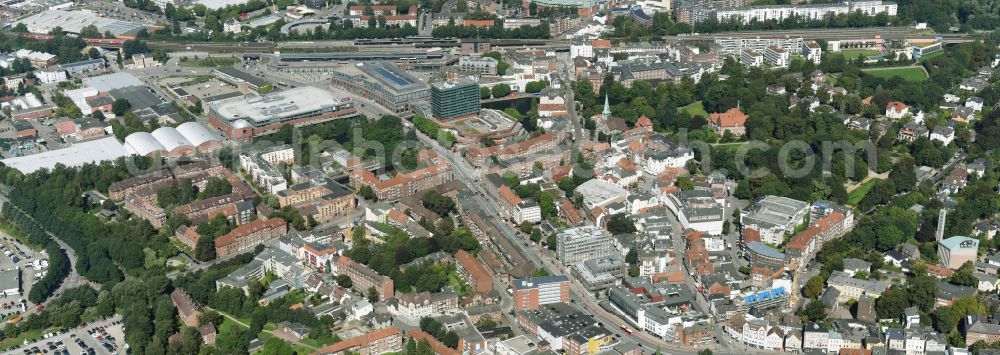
[512,275,570,310]
[329,61,430,116]
[431,78,481,120]
[556,226,615,265]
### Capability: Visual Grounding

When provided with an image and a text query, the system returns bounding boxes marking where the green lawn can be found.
[861,66,928,81]
[837,49,878,59]
[447,272,474,297]
[678,101,708,118]
[178,57,239,67]
[847,179,879,206]
[0,328,54,349]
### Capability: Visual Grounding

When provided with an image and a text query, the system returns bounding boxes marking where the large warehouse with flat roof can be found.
[207,86,358,143]
[16,9,147,37]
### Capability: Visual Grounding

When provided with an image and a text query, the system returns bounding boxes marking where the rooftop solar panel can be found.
[375,67,412,86]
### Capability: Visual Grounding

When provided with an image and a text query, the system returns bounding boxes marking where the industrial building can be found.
[16,9,148,36]
[123,122,224,157]
[206,86,358,142]
[1,136,130,174]
[329,62,431,116]
[431,78,481,120]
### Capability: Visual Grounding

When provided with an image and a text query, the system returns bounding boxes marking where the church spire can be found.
[602,93,611,120]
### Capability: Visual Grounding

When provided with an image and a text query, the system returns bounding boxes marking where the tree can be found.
[520,221,533,234]
[491,83,511,98]
[111,99,132,116]
[804,299,827,321]
[88,48,101,60]
[359,185,378,202]
[336,275,353,289]
[480,87,491,100]
[194,235,216,261]
[908,275,938,312]
[625,248,638,264]
[875,287,910,319]
[259,338,296,355]
[606,214,637,235]
[948,261,977,287]
[198,310,223,327]
[367,286,379,303]
[676,176,695,191]
[422,191,456,217]
[933,306,958,333]
[547,234,556,251]
[524,80,549,93]
[802,276,825,299]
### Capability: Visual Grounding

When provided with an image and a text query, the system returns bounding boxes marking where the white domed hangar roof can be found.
[176,121,223,148]
[123,132,166,156]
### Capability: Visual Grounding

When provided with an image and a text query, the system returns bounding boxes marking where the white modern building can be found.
[802,40,822,64]
[556,226,616,265]
[713,1,898,24]
[764,46,789,68]
[740,49,764,68]
[741,195,809,245]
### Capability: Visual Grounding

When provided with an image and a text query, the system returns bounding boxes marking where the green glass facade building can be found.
[431,79,481,120]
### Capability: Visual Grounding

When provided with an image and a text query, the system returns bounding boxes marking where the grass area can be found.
[178,57,239,67]
[218,318,244,335]
[861,66,928,82]
[837,49,878,58]
[678,101,708,118]
[0,328,53,349]
[847,179,879,206]
[447,272,474,297]
[0,220,41,251]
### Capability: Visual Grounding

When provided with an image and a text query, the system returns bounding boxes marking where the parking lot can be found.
[0,234,49,321]
[16,316,125,355]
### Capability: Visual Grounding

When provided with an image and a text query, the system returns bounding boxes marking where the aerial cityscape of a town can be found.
[0,0,994,354]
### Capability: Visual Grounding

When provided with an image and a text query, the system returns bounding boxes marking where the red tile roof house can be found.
[708,108,748,136]
[56,120,77,139]
[885,100,909,119]
[213,218,288,258]
[170,289,202,327]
